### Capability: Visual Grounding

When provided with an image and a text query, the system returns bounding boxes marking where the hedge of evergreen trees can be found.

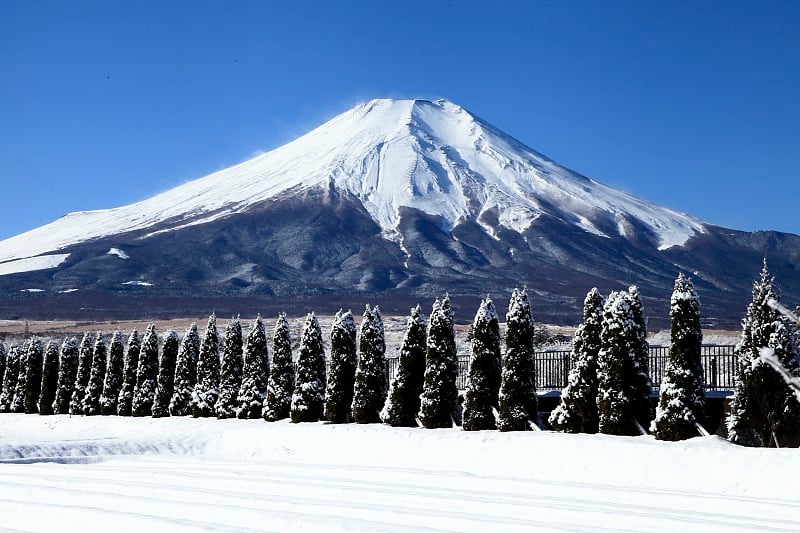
[0,266,798,448]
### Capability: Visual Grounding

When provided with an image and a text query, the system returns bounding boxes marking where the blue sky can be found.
[2,1,799,240]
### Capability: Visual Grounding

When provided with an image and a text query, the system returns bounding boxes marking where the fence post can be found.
[710,357,717,391]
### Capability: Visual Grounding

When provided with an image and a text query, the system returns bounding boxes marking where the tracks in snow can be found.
[1,457,798,532]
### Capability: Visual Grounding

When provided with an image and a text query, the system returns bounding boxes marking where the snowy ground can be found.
[0,415,797,531]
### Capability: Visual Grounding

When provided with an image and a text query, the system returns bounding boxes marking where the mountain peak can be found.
[0,97,705,264]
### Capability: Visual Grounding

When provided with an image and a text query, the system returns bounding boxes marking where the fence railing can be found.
[646,345,738,393]
[383,345,737,394]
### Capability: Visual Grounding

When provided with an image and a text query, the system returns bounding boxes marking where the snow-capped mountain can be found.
[1,99,798,325]
[0,99,704,263]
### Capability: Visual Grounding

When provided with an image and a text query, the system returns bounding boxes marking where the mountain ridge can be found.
[0,98,797,327]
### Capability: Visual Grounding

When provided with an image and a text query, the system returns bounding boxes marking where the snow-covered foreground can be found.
[0,415,797,532]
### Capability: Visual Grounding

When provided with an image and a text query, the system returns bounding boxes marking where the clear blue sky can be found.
[2,1,799,240]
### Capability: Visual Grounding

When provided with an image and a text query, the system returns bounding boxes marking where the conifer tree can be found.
[152,330,179,418]
[764,316,800,446]
[236,315,270,419]
[549,288,604,433]
[352,306,387,423]
[192,314,220,418]
[381,305,427,427]
[419,296,459,429]
[117,330,141,416]
[216,318,243,419]
[52,338,78,414]
[100,331,125,415]
[324,310,357,423]
[597,291,639,435]
[23,338,44,414]
[69,333,94,415]
[38,340,60,415]
[0,342,6,393]
[290,313,326,423]
[0,345,20,412]
[264,313,294,421]
[82,333,107,416]
[728,261,800,447]
[132,323,159,417]
[652,274,706,440]
[498,289,539,431]
[0,346,18,412]
[625,286,653,429]
[12,340,32,413]
[170,323,200,416]
[463,297,502,431]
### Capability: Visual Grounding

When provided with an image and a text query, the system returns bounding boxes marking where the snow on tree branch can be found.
[762,298,800,402]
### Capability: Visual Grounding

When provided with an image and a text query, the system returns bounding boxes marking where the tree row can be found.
[0,263,797,446]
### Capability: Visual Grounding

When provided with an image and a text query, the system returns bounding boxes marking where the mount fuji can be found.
[1,99,798,325]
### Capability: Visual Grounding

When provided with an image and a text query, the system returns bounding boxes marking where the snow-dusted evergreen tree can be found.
[152,330,179,418]
[132,323,159,417]
[0,342,5,393]
[291,313,326,423]
[728,261,800,447]
[324,310,357,423]
[170,323,200,416]
[82,333,107,416]
[597,291,640,435]
[549,288,604,433]
[100,331,125,415]
[38,340,60,415]
[52,338,78,414]
[12,340,32,413]
[69,333,94,414]
[381,305,427,427]
[23,338,44,414]
[419,296,459,429]
[625,286,652,429]
[264,313,295,421]
[463,297,502,431]
[498,289,539,431]
[352,306,387,424]
[192,315,220,418]
[117,330,140,416]
[762,315,800,447]
[236,315,270,419]
[0,345,20,412]
[652,274,706,440]
[216,318,243,419]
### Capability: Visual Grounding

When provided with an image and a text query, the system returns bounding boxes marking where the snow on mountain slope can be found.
[0,98,705,264]
[0,254,70,275]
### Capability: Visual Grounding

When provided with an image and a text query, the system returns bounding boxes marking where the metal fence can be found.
[646,345,737,393]
[384,344,737,394]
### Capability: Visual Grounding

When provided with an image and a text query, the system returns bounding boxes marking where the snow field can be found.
[0,414,798,531]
